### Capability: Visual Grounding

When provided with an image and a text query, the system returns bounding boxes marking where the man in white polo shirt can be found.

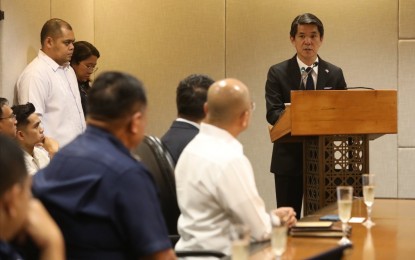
[12,102,58,175]
[16,18,85,147]
[175,78,297,255]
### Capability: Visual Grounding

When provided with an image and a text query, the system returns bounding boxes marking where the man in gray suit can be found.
[161,74,214,165]
[265,13,347,217]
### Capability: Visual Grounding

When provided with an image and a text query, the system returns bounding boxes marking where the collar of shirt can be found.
[199,122,243,152]
[296,55,319,75]
[23,149,40,167]
[38,49,71,71]
[86,125,135,160]
[176,118,200,129]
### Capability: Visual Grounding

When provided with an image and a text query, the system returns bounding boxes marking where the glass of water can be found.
[230,224,250,260]
[362,174,376,228]
[337,186,353,245]
[270,211,287,259]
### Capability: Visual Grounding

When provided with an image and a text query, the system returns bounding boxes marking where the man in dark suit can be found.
[161,74,214,165]
[265,13,347,217]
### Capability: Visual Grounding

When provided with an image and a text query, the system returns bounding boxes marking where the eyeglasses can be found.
[82,63,99,73]
[0,113,16,120]
[250,102,256,111]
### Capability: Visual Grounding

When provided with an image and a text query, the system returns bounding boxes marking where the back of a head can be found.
[206,78,251,125]
[70,41,101,65]
[12,103,36,129]
[0,135,27,196]
[176,74,214,121]
[290,13,324,38]
[88,71,147,121]
[40,18,72,46]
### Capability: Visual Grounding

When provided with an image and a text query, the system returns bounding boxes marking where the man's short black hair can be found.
[176,74,214,121]
[290,13,324,38]
[12,103,36,129]
[40,18,72,45]
[0,135,27,196]
[88,71,147,121]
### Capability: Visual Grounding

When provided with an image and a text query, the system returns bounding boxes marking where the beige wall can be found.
[94,0,225,137]
[398,0,415,198]
[1,0,49,100]
[0,0,413,210]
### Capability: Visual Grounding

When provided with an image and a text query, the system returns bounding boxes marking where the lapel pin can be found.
[325,69,329,73]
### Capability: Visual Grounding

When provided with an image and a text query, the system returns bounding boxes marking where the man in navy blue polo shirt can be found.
[32,72,176,260]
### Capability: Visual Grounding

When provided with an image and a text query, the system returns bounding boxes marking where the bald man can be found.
[174,78,296,255]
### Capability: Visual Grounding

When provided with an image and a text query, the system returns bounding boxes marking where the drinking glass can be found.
[337,186,353,245]
[362,174,376,228]
[229,224,250,260]
[270,211,287,259]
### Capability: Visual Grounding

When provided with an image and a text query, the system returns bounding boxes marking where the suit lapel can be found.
[289,55,302,90]
[317,58,329,90]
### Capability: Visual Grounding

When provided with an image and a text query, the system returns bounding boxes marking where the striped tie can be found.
[305,67,314,90]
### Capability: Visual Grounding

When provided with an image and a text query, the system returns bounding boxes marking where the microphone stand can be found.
[299,67,307,90]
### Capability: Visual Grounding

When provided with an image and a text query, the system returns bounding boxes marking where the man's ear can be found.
[44,36,54,49]
[16,130,25,141]
[203,102,209,115]
[290,36,295,45]
[129,112,142,134]
[240,110,250,129]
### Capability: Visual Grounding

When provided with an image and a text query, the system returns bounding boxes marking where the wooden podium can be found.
[269,90,397,215]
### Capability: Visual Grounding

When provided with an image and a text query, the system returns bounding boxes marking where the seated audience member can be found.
[0,135,64,260]
[161,74,214,165]
[1,99,57,160]
[175,78,297,255]
[70,41,100,118]
[32,72,176,260]
[0,98,17,138]
[12,103,55,175]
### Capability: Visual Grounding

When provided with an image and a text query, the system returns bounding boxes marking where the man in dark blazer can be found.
[265,13,347,217]
[161,74,214,165]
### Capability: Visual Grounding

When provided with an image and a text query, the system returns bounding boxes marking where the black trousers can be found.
[274,174,303,218]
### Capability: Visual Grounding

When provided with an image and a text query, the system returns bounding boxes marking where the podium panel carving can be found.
[304,135,368,215]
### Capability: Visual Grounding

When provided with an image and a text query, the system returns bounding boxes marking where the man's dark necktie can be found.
[305,67,314,90]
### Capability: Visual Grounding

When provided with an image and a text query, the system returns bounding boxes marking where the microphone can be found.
[299,62,319,90]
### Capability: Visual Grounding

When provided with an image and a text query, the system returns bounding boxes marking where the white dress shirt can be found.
[175,123,271,255]
[17,50,86,147]
[176,118,200,129]
[297,56,319,90]
[24,146,50,175]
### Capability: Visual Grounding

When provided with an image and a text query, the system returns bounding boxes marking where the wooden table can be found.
[249,198,415,259]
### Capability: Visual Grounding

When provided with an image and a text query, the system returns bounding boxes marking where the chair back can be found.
[132,135,180,237]
[133,136,225,257]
